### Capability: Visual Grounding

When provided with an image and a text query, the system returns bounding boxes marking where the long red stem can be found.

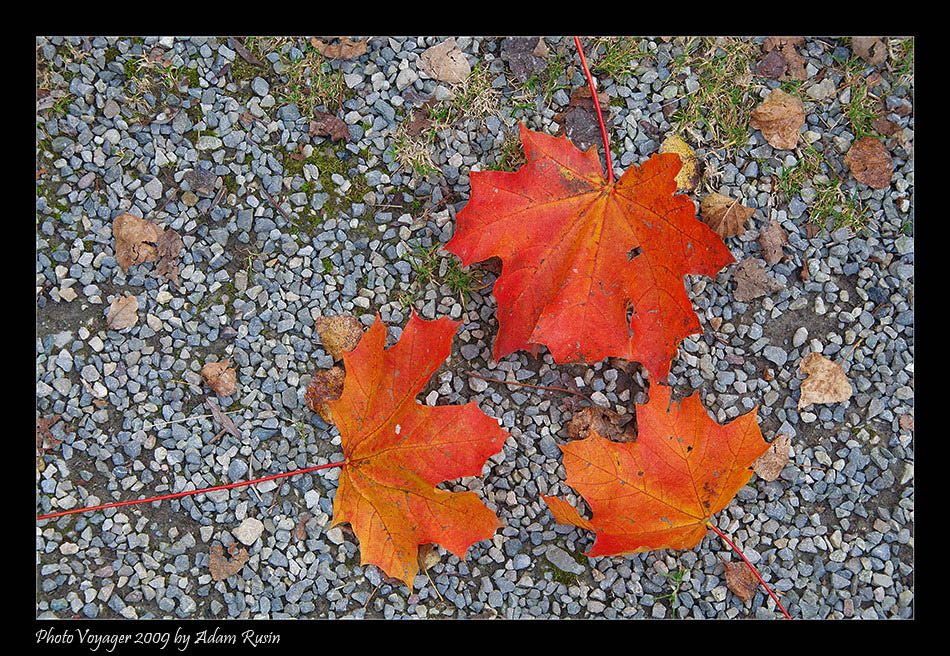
[36,460,347,521]
[573,36,613,184]
[707,522,791,619]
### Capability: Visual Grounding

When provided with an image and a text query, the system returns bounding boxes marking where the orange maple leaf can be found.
[328,312,509,588]
[446,123,734,382]
[542,384,768,556]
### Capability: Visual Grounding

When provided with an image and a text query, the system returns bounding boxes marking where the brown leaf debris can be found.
[202,359,238,397]
[761,37,807,81]
[304,366,346,423]
[844,136,893,189]
[750,89,805,151]
[758,219,788,265]
[852,37,888,66]
[417,38,470,84]
[309,110,350,142]
[754,433,792,482]
[700,192,754,238]
[659,135,700,193]
[113,212,162,273]
[106,294,139,330]
[733,258,784,303]
[208,544,249,581]
[310,37,367,60]
[314,314,365,361]
[724,560,759,603]
[567,405,637,443]
[798,352,853,410]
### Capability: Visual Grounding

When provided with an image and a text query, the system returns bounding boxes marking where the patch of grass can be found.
[269,39,347,117]
[656,566,688,609]
[590,37,654,82]
[516,46,572,108]
[486,130,527,172]
[669,37,761,154]
[403,242,484,306]
[778,143,869,233]
[890,37,914,86]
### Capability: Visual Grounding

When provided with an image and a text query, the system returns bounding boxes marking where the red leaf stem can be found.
[573,36,613,184]
[707,521,791,619]
[36,460,347,521]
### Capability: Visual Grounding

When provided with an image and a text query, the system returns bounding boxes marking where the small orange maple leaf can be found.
[328,312,509,589]
[543,384,768,556]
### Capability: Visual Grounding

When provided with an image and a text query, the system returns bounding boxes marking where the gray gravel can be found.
[36,36,913,620]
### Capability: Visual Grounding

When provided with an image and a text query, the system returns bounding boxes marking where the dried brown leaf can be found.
[733,258,784,303]
[754,433,791,481]
[852,37,888,66]
[314,314,365,361]
[304,366,346,423]
[724,560,759,603]
[750,88,805,150]
[309,110,350,142]
[202,359,238,397]
[844,136,893,189]
[755,49,787,80]
[228,37,265,67]
[208,544,249,581]
[113,213,162,272]
[417,38,471,84]
[155,228,183,289]
[553,85,613,153]
[758,219,788,265]
[762,37,807,81]
[871,116,900,137]
[418,543,441,571]
[295,513,311,541]
[106,294,139,330]
[700,192,754,238]
[567,405,636,443]
[798,352,852,410]
[310,37,367,59]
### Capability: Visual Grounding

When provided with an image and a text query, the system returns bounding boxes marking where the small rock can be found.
[233,517,264,546]
[545,545,585,575]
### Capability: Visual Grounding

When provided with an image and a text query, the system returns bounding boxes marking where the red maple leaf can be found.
[446,123,734,382]
[328,312,509,588]
[542,384,768,556]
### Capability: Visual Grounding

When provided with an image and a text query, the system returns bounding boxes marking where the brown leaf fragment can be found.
[295,513,311,541]
[155,228,183,289]
[700,192,754,238]
[899,414,914,433]
[754,433,792,481]
[305,366,346,423]
[500,36,549,83]
[208,544,249,581]
[871,116,900,137]
[228,37,265,67]
[798,352,853,410]
[844,136,893,189]
[755,48,787,80]
[202,359,238,397]
[659,135,701,192]
[206,396,242,441]
[759,219,788,265]
[724,560,759,603]
[762,37,807,81]
[182,167,219,197]
[113,212,162,272]
[852,37,888,66]
[310,37,367,60]
[554,85,613,153]
[417,38,471,84]
[567,405,636,443]
[309,110,350,142]
[314,314,365,361]
[750,88,806,150]
[106,294,139,330]
[733,258,784,303]
[418,543,441,571]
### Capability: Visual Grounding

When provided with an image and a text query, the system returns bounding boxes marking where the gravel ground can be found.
[36,36,913,620]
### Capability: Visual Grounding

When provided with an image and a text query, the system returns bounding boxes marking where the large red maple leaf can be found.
[446,123,734,382]
[328,312,509,588]
[542,384,768,556]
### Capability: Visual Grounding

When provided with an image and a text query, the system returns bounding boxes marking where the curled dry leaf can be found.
[852,37,888,66]
[659,135,700,192]
[113,212,162,272]
[309,110,350,142]
[724,560,759,604]
[754,433,792,481]
[314,314,365,361]
[733,258,784,303]
[758,219,788,265]
[202,359,238,397]
[844,136,893,189]
[798,352,852,410]
[418,38,471,84]
[208,544,249,581]
[206,396,242,441]
[155,228,183,289]
[304,366,346,423]
[310,37,367,59]
[418,543,441,571]
[567,405,637,443]
[750,88,805,151]
[106,294,139,330]
[700,192,754,238]
[761,37,807,81]
[500,36,549,83]
[553,85,613,153]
